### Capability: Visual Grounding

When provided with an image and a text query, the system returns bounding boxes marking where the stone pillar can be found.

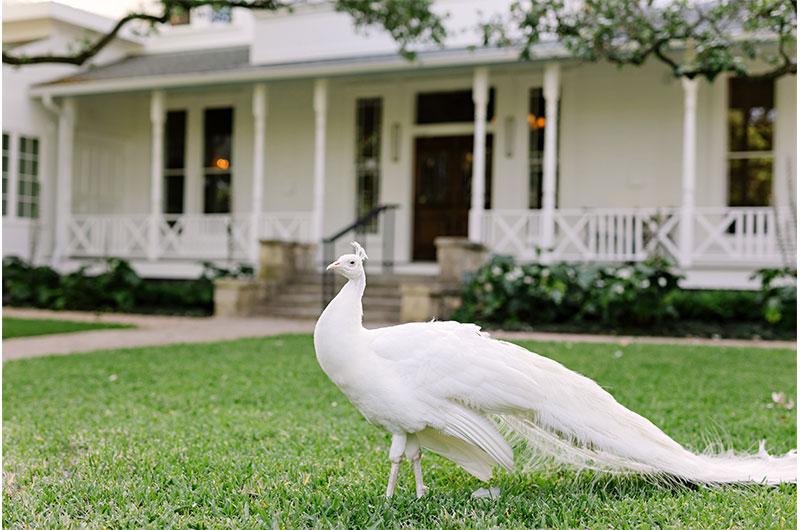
[214,279,262,317]
[541,62,560,262]
[52,97,76,268]
[679,77,698,268]
[312,79,328,245]
[435,236,490,282]
[251,83,268,265]
[149,90,166,261]
[468,66,489,242]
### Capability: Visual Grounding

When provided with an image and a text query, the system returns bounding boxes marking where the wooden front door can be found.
[413,135,493,261]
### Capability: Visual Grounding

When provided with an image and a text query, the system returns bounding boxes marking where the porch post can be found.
[679,77,698,268]
[149,90,166,261]
[52,97,76,268]
[312,79,328,246]
[468,66,489,242]
[541,62,560,262]
[251,83,268,264]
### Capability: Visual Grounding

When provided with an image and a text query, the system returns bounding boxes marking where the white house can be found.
[2,1,796,288]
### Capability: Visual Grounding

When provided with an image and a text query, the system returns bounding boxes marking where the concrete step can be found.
[282,283,403,298]
[264,292,401,310]
[254,303,400,323]
[252,272,440,324]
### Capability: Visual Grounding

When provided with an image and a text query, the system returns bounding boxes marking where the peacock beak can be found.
[326,261,339,271]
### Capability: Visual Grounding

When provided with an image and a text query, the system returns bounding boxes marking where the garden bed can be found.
[454,257,796,340]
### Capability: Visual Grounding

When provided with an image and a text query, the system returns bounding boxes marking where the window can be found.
[203,108,233,214]
[2,133,9,216]
[416,89,496,124]
[727,78,775,206]
[211,5,232,23]
[528,88,558,209]
[164,110,187,215]
[17,135,39,219]
[169,8,190,25]
[355,98,382,232]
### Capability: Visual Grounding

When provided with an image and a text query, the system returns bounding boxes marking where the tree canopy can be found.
[2,0,445,65]
[483,0,796,81]
[2,0,796,82]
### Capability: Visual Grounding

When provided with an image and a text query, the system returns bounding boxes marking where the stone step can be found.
[283,283,402,298]
[255,303,400,323]
[264,292,401,310]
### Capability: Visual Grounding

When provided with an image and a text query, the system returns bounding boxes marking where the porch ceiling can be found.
[31,42,569,97]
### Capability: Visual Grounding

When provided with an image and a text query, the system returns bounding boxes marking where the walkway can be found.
[2,307,795,362]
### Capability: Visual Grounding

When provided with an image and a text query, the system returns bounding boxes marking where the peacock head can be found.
[326,241,368,280]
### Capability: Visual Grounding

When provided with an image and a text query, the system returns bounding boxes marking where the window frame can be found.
[725,78,775,207]
[354,97,383,233]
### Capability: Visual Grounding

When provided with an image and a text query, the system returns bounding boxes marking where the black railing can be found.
[322,204,399,309]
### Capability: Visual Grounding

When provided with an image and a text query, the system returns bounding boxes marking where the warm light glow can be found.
[527,114,546,130]
[215,158,230,169]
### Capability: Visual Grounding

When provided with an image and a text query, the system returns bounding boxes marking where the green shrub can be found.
[453,256,681,328]
[670,289,762,322]
[454,256,797,333]
[751,267,797,330]
[2,257,254,316]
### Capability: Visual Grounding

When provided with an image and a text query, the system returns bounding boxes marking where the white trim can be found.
[30,48,540,98]
[679,77,699,268]
[6,132,20,219]
[469,66,489,242]
[540,62,560,260]
[251,83,268,263]
[312,78,328,243]
[52,97,76,267]
[149,90,166,261]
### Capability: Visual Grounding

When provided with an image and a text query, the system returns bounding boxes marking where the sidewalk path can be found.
[3,308,315,361]
[3,307,795,361]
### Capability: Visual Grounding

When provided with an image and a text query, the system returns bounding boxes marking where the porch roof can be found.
[31,42,568,97]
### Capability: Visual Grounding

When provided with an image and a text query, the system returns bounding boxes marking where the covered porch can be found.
[36,52,795,285]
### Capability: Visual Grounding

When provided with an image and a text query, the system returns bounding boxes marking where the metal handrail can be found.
[322,203,399,309]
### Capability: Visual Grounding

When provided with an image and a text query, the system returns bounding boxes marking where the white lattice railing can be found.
[692,207,796,264]
[480,210,543,260]
[66,212,314,261]
[482,207,794,266]
[159,214,253,260]
[258,212,313,243]
[66,214,151,258]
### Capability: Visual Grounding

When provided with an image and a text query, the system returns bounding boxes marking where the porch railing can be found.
[66,212,313,262]
[481,206,795,266]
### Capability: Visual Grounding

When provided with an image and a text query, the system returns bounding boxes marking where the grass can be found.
[3,335,796,529]
[2,317,134,339]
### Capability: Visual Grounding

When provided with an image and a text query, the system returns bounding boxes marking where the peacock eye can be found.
[349,260,355,265]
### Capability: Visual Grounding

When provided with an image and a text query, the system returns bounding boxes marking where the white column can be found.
[468,66,489,242]
[149,90,166,261]
[679,77,698,268]
[541,62,560,262]
[312,79,328,244]
[7,132,19,219]
[251,83,268,263]
[52,97,76,268]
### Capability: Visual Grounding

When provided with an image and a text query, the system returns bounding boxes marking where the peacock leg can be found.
[405,433,427,498]
[385,433,407,498]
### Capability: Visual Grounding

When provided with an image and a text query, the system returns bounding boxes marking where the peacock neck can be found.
[321,274,366,332]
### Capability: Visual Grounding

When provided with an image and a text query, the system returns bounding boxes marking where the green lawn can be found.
[2,317,134,339]
[3,336,796,529]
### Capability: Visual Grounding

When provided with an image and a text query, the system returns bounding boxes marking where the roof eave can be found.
[29,46,570,98]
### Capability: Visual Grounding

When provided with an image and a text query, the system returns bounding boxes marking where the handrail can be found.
[322,203,399,309]
[323,204,399,243]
